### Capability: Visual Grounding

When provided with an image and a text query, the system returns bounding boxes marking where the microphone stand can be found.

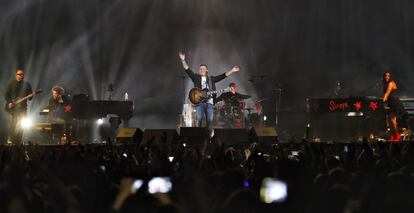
[107,83,114,101]
[249,75,267,126]
[179,75,187,127]
[274,85,282,130]
[359,78,382,96]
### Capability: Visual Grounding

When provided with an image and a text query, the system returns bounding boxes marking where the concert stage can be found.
[7,139,414,164]
[19,124,414,146]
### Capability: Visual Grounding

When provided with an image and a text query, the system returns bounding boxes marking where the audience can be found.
[1,138,414,212]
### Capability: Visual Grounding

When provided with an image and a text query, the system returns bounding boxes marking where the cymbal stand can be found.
[107,83,114,100]
[249,75,266,126]
[274,86,282,130]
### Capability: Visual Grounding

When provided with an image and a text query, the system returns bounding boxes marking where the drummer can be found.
[216,83,250,128]
[215,82,249,105]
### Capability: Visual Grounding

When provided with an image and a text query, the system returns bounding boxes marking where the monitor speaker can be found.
[212,128,249,145]
[116,128,143,143]
[180,127,210,144]
[140,129,179,146]
[250,127,278,143]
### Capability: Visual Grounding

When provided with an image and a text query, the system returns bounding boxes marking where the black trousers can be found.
[8,109,26,144]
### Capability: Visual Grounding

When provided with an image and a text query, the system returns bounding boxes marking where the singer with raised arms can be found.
[178,51,240,129]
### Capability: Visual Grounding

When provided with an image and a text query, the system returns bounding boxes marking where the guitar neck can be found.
[207,88,227,95]
[15,93,35,105]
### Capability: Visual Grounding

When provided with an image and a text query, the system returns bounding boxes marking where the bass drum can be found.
[248,113,261,128]
[219,104,246,128]
[213,102,225,128]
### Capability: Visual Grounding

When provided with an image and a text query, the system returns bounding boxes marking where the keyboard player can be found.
[48,85,71,123]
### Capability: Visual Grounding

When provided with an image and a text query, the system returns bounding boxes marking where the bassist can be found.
[4,69,33,144]
[178,51,240,129]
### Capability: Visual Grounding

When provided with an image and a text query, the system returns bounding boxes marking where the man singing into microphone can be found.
[178,51,240,129]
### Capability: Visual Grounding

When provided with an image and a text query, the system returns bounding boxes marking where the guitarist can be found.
[4,69,33,144]
[178,51,240,129]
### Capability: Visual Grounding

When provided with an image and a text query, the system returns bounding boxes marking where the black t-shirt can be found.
[48,95,71,121]
[4,80,33,110]
[184,69,227,102]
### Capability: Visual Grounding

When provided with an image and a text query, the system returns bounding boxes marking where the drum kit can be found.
[180,74,281,129]
[181,93,265,128]
[213,93,265,128]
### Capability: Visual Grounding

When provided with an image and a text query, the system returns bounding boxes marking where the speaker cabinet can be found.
[180,127,210,144]
[116,128,143,143]
[250,127,278,143]
[140,129,179,146]
[213,128,249,145]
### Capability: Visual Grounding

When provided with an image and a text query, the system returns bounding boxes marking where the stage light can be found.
[96,118,104,125]
[168,156,174,162]
[346,112,364,117]
[20,117,33,129]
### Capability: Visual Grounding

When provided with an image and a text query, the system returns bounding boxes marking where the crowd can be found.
[1,137,414,213]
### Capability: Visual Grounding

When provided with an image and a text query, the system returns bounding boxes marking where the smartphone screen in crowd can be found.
[148,177,172,194]
[260,178,287,203]
[131,179,144,194]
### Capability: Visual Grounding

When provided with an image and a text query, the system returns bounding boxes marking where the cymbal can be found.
[222,93,251,102]
[231,93,251,100]
[255,98,267,103]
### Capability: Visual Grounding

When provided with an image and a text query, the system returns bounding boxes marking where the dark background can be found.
[1,0,414,141]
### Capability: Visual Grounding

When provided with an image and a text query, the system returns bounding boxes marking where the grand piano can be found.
[71,99,134,121]
[62,94,132,121]
[36,94,134,144]
[40,94,134,121]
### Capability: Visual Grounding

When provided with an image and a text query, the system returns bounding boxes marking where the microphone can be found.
[336,81,341,89]
[334,81,341,96]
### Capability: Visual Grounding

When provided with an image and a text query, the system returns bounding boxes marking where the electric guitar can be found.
[188,87,231,105]
[5,89,42,113]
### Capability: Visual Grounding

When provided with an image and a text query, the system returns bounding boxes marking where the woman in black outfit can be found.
[383,71,404,141]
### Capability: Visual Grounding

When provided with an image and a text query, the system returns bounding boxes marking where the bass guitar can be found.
[188,87,231,105]
[5,89,42,113]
